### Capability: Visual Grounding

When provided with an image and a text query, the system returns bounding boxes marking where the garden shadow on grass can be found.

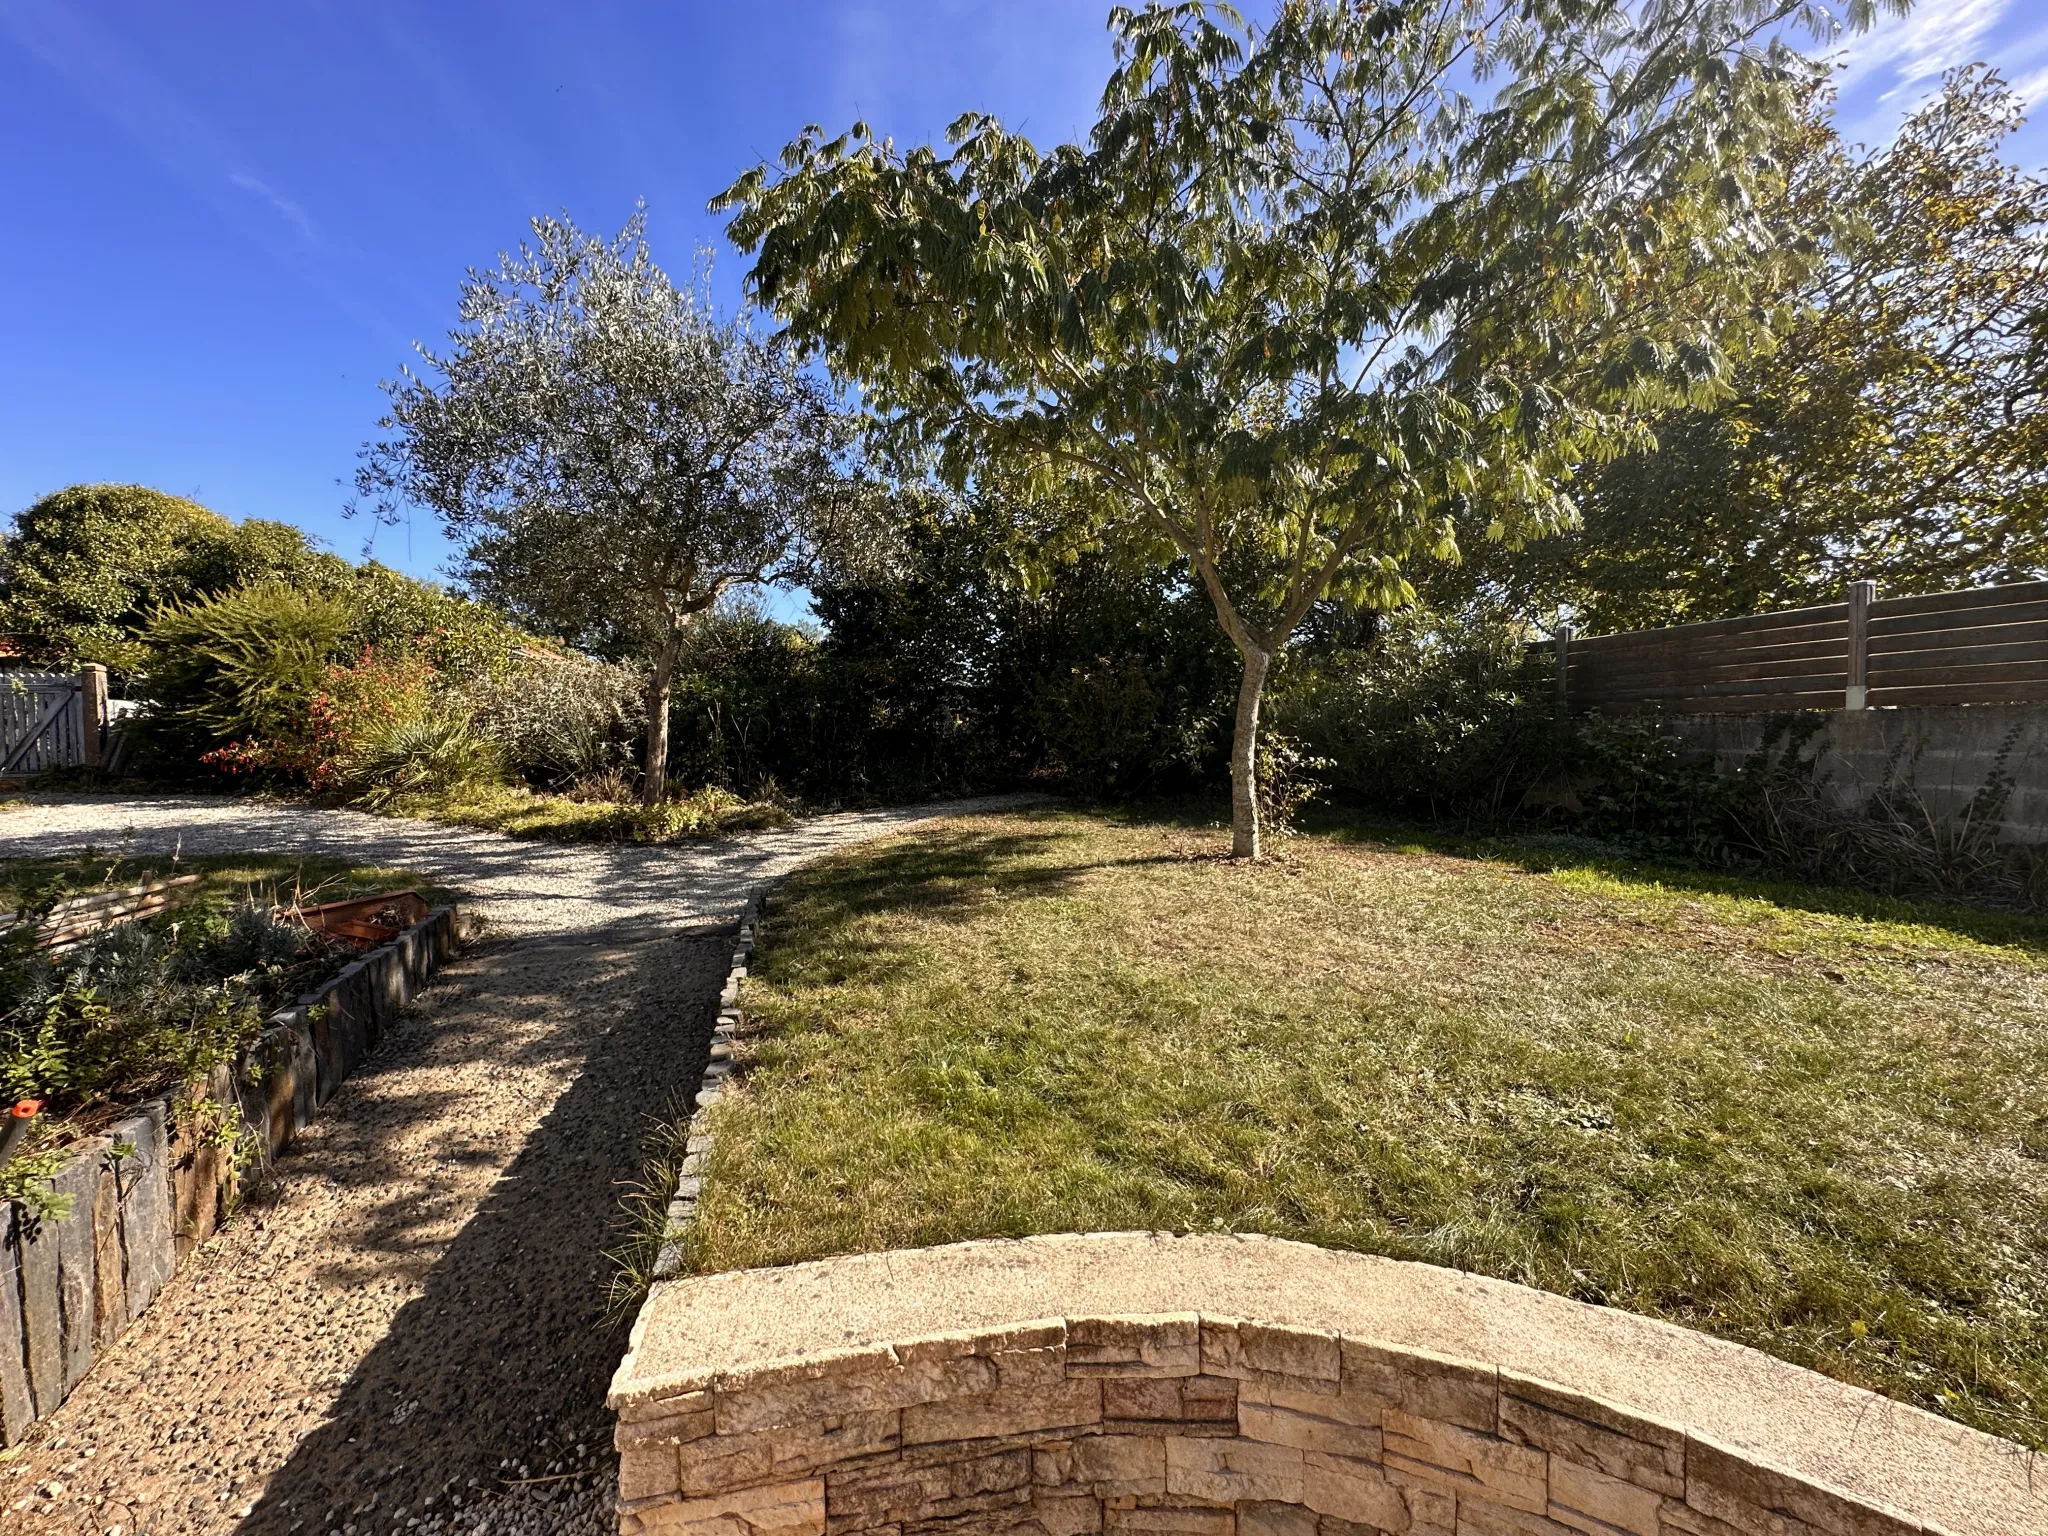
[758,824,1192,994]
[231,923,732,1536]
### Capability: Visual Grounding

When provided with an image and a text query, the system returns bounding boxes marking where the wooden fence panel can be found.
[0,672,90,777]
[1559,580,2048,714]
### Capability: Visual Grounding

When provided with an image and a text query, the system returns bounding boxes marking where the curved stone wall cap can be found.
[610,1231,2046,1536]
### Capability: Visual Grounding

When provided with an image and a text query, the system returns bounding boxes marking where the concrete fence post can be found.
[1555,625,1574,709]
[1845,580,1876,710]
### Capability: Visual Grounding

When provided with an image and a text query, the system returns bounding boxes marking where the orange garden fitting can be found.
[0,1100,40,1170]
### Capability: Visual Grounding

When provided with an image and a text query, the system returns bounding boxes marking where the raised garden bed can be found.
[0,851,472,1445]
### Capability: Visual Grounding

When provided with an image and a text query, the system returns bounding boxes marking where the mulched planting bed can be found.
[690,807,2048,1448]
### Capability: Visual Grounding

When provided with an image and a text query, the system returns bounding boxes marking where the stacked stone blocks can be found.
[614,1313,1925,1536]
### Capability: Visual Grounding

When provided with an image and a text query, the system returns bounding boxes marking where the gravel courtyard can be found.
[0,794,1036,1536]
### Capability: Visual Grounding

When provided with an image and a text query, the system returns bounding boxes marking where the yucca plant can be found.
[337,710,505,807]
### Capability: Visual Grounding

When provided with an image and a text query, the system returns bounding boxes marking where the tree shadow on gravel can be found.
[232,924,732,1536]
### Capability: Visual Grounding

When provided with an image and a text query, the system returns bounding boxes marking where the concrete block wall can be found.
[0,903,470,1446]
[1659,702,2048,844]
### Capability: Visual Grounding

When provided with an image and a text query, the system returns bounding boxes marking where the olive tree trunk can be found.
[641,625,686,806]
[1228,642,1272,860]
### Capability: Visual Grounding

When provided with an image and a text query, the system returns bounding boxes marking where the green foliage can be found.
[343,563,531,677]
[460,650,646,787]
[3,920,262,1111]
[133,581,352,769]
[333,711,505,808]
[355,208,879,803]
[655,510,1236,804]
[0,484,342,675]
[1270,612,1569,820]
[1460,70,2048,628]
[0,852,438,1154]
[719,0,1863,852]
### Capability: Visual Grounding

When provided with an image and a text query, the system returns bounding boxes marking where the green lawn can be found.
[690,808,2048,1448]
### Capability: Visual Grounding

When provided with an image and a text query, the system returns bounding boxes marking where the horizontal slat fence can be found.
[1561,579,2048,713]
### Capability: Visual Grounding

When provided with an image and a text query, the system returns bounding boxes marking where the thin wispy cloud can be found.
[230,173,316,243]
[1835,0,2011,103]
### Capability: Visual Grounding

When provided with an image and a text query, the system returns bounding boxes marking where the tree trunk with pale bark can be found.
[1228,642,1271,860]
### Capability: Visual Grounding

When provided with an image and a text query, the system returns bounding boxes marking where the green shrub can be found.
[134,581,352,770]
[462,650,645,787]
[335,710,505,807]
[1268,609,1569,819]
[0,483,345,676]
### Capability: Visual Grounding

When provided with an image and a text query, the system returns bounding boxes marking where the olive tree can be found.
[716,0,1896,856]
[357,210,872,802]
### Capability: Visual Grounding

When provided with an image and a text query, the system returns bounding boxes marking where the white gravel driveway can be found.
[0,793,1046,1536]
[0,792,1044,935]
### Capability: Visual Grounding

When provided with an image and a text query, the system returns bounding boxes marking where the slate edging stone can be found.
[0,902,471,1446]
[648,899,758,1283]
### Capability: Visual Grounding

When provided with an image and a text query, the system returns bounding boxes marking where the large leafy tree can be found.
[1470,66,2048,629]
[357,211,877,803]
[718,0,1886,856]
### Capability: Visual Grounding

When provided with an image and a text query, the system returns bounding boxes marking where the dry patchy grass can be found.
[691,809,2048,1448]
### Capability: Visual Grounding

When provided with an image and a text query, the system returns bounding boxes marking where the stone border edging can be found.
[609,1233,2045,1536]
[0,903,472,1446]
[649,898,758,1283]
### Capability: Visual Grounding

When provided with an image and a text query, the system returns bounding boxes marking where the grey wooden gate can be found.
[0,668,106,778]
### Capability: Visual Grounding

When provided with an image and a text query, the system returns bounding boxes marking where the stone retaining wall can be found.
[610,1235,2045,1536]
[0,902,471,1445]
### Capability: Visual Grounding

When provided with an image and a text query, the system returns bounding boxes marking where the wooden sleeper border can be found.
[0,902,473,1446]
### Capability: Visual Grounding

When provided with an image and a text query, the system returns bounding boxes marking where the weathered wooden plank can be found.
[1574,600,1848,644]
[1571,628,1849,668]
[1571,653,1849,688]
[1570,651,1842,680]
[1864,636,2048,672]
[1865,658,2048,690]
[0,1204,34,1446]
[1867,597,2048,641]
[1868,579,2048,619]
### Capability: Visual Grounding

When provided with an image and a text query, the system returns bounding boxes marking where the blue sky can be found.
[2,0,2043,593]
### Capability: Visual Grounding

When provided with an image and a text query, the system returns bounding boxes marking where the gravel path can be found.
[0,794,1038,937]
[0,794,1042,1536]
